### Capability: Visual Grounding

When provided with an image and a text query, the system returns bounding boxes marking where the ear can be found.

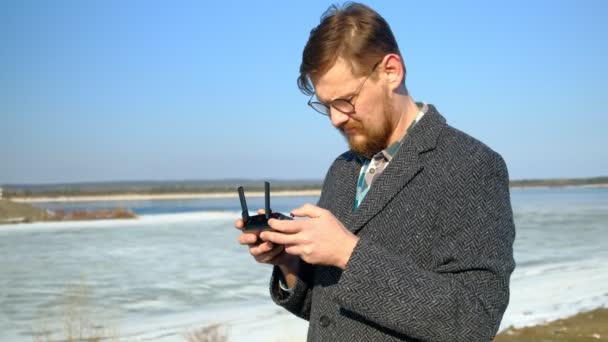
[379,54,405,92]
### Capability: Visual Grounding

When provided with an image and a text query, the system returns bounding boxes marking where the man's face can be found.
[313,58,394,158]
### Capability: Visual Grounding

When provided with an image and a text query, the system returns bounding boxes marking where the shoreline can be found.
[9,190,323,203]
[7,183,608,203]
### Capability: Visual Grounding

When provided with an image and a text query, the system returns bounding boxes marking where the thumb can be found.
[291,203,325,218]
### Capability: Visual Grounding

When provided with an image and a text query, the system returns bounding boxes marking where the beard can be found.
[340,99,394,158]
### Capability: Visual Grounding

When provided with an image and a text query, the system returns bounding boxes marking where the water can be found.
[34,195,315,216]
[0,188,607,341]
[0,196,317,342]
[502,187,608,329]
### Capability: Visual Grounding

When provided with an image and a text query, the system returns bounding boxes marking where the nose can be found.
[329,108,350,127]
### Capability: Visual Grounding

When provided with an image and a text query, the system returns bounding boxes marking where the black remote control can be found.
[238,181,293,232]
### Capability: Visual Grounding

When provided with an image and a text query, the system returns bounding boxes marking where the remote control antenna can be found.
[238,186,250,222]
[265,181,271,219]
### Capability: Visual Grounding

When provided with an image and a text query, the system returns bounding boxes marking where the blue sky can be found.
[2,0,607,184]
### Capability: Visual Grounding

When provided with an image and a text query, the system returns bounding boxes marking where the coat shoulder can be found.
[435,124,506,172]
[439,125,499,159]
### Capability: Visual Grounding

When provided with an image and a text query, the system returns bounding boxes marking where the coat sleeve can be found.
[331,150,516,341]
[269,261,315,320]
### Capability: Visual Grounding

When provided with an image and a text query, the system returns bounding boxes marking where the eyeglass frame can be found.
[307,60,382,117]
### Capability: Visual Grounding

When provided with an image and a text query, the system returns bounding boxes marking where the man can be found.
[236,3,515,341]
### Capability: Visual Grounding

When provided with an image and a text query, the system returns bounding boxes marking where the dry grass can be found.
[30,280,232,342]
[0,199,47,223]
[183,323,229,342]
[45,207,137,221]
[0,198,136,224]
[31,281,119,342]
[495,308,608,341]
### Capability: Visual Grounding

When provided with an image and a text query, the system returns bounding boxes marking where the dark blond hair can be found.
[298,2,405,95]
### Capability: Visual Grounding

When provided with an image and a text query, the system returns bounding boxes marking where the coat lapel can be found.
[332,152,361,229]
[349,105,446,234]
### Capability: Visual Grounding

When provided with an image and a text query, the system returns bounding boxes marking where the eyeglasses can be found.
[308,61,381,117]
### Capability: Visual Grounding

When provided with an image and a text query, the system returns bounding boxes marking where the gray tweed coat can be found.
[270,104,515,341]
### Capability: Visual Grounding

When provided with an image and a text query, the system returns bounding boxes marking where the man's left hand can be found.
[260,203,359,270]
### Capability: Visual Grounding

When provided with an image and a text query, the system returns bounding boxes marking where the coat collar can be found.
[332,104,447,233]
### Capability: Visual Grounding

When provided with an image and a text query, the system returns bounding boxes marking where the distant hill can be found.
[509,176,608,188]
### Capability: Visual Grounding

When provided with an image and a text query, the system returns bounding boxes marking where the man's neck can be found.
[385,95,420,148]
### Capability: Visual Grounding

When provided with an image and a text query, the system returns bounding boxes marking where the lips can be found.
[343,124,360,136]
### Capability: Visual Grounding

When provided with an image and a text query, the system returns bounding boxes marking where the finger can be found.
[290,203,325,218]
[257,208,266,215]
[267,218,302,233]
[284,244,300,256]
[255,245,285,263]
[238,233,259,245]
[250,241,276,255]
[260,230,298,245]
